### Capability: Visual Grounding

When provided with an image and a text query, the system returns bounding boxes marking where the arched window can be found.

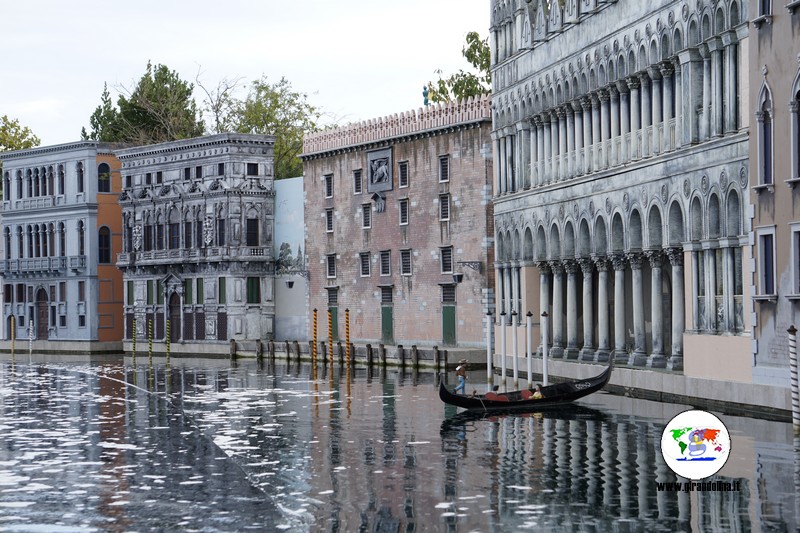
[76,162,84,193]
[756,84,774,187]
[78,221,85,256]
[26,225,33,258]
[59,223,66,257]
[58,165,65,195]
[41,224,48,257]
[3,172,9,200]
[98,227,111,263]
[791,73,800,180]
[16,227,23,258]
[4,228,10,260]
[26,169,32,197]
[33,168,40,197]
[48,223,55,258]
[47,166,54,197]
[16,170,22,199]
[98,163,111,193]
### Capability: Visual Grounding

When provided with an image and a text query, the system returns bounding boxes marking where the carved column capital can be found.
[646,250,663,268]
[578,258,594,277]
[665,247,684,267]
[593,256,610,272]
[611,254,627,271]
[549,260,564,275]
[626,76,641,91]
[626,251,644,269]
[659,62,675,78]
[536,260,551,274]
[563,259,579,275]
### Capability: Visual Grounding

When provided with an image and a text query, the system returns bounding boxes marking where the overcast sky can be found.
[1,0,489,146]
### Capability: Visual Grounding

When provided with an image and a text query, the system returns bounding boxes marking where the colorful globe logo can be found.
[660,409,731,480]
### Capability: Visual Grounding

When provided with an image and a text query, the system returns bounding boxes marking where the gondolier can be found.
[455,359,468,395]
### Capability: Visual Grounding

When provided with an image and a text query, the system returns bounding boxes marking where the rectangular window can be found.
[197,278,204,304]
[125,175,132,188]
[439,194,450,221]
[218,163,225,175]
[145,173,152,185]
[327,287,338,307]
[793,226,800,295]
[442,285,456,303]
[156,225,164,250]
[184,167,191,180]
[381,286,393,304]
[156,171,163,184]
[399,199,409,225]
[59,282,66,302]
[218,277,226,304]
[78,281,86,302]
[325,209,334,233]
[127,281,133,305]
[246,163,258,176]
[184,221,193,249]
[216,219,226,246]
[79,315,86,327]
[757,228,776,296]
[324,174,333,198]
[439,155,450,182]
[360,252,371,276]
[440,246,454,273]
[157,280,163,305]
[4,284,12,304]
[362,204,372,229]
[49,285,56,303]
[16,284,24,303]
[59,315,66,327]
[169,223,180,249]
[195,166,203,179]
[186,279,194,305]
[399,161,409,188]
[246,277,260,304]
[400,249,412,276]
[146,280,153,305]
[380,250,391,276]
[353,169,363,194]
[326,254,336,278]
[246,219,259,247]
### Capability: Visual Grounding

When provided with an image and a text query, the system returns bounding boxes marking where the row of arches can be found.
[2,221,110,263]
[3,162,113,202]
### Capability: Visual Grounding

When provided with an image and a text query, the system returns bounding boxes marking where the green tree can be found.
[427,31,491,104]
[229,76,321,180]
[83,61,204,144]
[0,115,41,198]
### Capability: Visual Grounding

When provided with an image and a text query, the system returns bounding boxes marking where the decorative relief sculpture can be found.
[367,148,393,193]
[203,216,214,246]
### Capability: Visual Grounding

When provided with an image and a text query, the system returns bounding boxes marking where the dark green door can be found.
[329,307,339,341]
[381,306,393,344]
[443,305,456,345]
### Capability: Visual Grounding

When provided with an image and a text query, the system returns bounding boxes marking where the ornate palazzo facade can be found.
[490,0,752,381]
[116,134,277,347]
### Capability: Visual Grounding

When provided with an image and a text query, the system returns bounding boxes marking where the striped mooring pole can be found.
[132,318,137,363]
[312,308,318,364]
[345,308,351,366]
[148,319,153,364]
[788,326,800,430]
[166,319,171,364]
[10,315,15,360]
[327,309,333,366]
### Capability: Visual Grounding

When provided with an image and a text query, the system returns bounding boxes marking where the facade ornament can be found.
[701,174,709,195]
[641,186,648,206]
[203,216,214,246]
[646,249,663,267]
[682,3,689,21]
[611,254,627,271]
[605,197,612,214]
[739,166,748,187]
[626,252,644,269]
[536,260,551,275]
[661,184,669,203]
[623,192,630,212]
[720,170,728,190]
[656,18,663,32]
[133,224,142,251]
[589,200,595,217]
[573,202,579,218]
[762,64,768,77]
[559,204,565,220]
[666,247,684,267]
[668,11,675,25]
[593,256,610,272]
[683,178,691,198]
[645,23,652,38]
[578,258,594,275]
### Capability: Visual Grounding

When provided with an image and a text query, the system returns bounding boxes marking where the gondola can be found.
[438,360,613,412]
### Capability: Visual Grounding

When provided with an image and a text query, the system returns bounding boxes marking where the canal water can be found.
[0,355,797,532]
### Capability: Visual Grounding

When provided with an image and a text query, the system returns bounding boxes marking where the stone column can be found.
[497,133,507,194]
[579,258,595,361]
[558,107,568,181]
[678,48,702,144]
[639,73,652,157]
[673,57,683,146]
[617,81,630,164]
[505,264,514,317]
[594,257,611,361]
[666,248,685,370]
[706,246,717,331]
[648,67,662,154]
[627,76,641,159]
[628,252,647,366]
[609,86,620,166]
[581,97,593,174]
[612,254,627,364]
[647,250,666,368]
[599,89,610,169]
[564,260,579,359]
[491,132,502,195]
[518,122,531,189]
[537,261,551,355]
[700,44,712,140]
[660,62,675,150]
[542,115,552,184]
[535,116,545,187]
[511,260,521,316]
[528,120,537,188]
[591,93,601,171]
[552,111,561,181]
[723,32,738,133]
[504,128,516,192]
[550,261,565,358]
[566,105,575,178]
[495,264,504,318]
[708,37,724,137]
[724,246,735,332]
[572,100,584,176]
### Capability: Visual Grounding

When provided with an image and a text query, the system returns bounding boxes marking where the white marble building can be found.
[490,0,752,383]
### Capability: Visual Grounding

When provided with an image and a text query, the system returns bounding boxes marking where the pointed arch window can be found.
[16,170,22,199]
[3,172,9,200]
[98,227,111,263]
[98,163,111,193]
[4,228,10,260]
[756,86,774,189]
[78,221,85,256]
[59,223,66,257]
[76,162,84,193]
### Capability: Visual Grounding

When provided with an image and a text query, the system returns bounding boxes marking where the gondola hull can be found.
[439,362,613,411]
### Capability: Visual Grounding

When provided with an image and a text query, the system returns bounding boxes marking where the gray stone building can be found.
[116,133,276,353]
[301,97,494,348]
[490,0,752,383]
[0,141,125,351]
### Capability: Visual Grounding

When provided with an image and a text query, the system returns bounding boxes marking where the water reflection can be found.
[0,357,797,532]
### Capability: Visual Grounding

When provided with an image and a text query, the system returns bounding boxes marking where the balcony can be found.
[116,247,272,267]
[0,256,69,276]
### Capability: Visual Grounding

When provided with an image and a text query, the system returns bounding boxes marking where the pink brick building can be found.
[301,96,494,348]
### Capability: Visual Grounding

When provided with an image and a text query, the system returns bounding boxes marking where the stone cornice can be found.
[115,133,275,164]
[0,140,126,162]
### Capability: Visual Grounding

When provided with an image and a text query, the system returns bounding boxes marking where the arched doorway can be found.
[169,292,180,343]
[35,288,48,340]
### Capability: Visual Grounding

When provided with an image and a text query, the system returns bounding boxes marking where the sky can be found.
[1,0,489,146]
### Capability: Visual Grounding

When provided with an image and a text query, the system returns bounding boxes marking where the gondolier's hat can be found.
[458,358,468,364]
